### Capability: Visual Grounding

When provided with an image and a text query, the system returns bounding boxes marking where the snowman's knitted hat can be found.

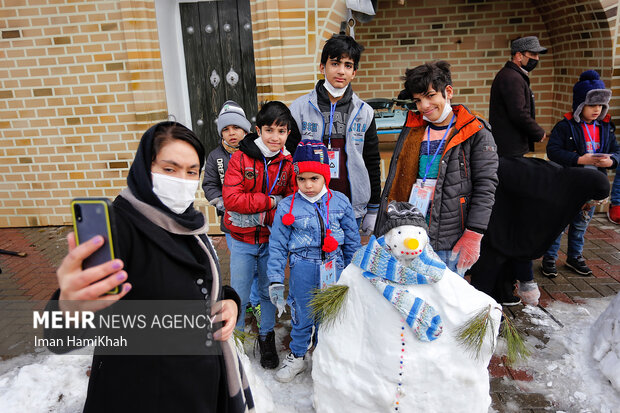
[377,201,427,237]
[572,70,612,122]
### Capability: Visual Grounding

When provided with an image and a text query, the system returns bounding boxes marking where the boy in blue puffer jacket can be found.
[267,139,361,383]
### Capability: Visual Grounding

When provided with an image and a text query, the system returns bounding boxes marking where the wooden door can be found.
[180,0,258,153]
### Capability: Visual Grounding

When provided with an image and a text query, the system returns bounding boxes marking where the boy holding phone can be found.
[543,70,620,277]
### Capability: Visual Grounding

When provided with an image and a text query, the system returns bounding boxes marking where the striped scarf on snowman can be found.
[352,235,445,341]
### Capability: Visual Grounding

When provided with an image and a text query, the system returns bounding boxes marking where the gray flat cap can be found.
[511,36,548,54]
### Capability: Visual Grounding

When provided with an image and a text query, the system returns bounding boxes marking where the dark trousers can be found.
[470,243,533,302]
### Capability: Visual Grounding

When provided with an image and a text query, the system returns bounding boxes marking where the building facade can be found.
[1,0,619,231]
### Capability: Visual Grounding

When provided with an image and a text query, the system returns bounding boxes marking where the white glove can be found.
[269,283,286,317]
[228,211,267,227]
[208,197,225,213]
[360,211,377,236]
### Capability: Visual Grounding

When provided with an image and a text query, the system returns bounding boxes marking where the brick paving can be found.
[1,214,619,411]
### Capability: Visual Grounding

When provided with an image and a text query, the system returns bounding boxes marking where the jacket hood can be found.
[563,112,611,123]
[404,104,485,155]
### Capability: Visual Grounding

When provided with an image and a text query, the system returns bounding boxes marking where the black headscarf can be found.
[126,121,206,230]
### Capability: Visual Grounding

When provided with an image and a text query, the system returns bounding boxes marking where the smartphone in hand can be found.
[71,198,120,294]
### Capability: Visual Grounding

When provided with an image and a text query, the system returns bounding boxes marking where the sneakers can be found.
[565,256,593,276]
[251,304,261,329]
[275,352,306,383]
[608,205,620,224]
[257,331,279,369]
[541,257,558,278]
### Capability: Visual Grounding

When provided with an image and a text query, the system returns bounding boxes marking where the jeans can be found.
[434,249,462,276]
[545,206,595,259]
[612,166,620,205]
[288,252,344,357]
[225,234,259,306]
[228,236,276,335]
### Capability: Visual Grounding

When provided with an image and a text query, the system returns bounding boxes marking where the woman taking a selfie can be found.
[48,121,254,413]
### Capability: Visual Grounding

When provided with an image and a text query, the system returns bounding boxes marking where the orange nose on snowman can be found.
[401,237,422,255]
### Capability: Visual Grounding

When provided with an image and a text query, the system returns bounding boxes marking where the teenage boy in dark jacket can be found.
[288,34,381,235]
[375,61,498,276]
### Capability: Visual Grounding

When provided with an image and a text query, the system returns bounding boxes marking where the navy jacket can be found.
[546,113,619,172]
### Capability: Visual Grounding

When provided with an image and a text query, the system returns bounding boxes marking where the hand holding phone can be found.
[70,198,123,295]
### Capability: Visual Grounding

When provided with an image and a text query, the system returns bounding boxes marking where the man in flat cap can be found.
[489,36,548,157]
[470,36,549,305]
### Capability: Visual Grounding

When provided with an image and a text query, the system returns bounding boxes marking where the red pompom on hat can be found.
[322,228,339,252]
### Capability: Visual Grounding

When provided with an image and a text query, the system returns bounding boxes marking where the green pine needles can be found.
[456,305,498,360]
[500,314,531,365]
[233,329,257,345]
[455,305,531,366]
[308,284,350,330]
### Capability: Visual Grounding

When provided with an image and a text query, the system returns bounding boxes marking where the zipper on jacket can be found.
[459,197,466,231]
[461,148,468,178]
[309,100,326,139]
[316,207,326,262]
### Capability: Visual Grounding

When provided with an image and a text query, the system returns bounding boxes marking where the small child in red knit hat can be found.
[267,139,361,383]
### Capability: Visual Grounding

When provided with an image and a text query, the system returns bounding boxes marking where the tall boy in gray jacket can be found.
[288,34,381,235]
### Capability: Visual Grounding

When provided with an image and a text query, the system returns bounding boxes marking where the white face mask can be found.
[423,98,452,124]
[323,80,348,98]
[254,137,280,158]
[151,172,199,214]
[298,185,327,203]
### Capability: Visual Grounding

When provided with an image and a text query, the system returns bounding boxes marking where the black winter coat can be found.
[48,196,241,413]
[489,61,546,157]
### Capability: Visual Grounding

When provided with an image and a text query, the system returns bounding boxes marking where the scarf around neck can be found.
[118,188,255,413]
[352,235,445,341]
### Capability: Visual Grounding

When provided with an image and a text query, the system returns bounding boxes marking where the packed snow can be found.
[518,295,620,413]
[591,292,620,393]
[312,260,501,413]
[0,296,619,412]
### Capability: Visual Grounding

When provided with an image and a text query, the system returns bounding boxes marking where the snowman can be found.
[312,202,502,413]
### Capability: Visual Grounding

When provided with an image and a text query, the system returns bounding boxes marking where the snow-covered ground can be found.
[1,298,619,413]
[516,296,620,413]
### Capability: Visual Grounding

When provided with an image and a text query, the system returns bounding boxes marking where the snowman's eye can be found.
[398,231,401,234]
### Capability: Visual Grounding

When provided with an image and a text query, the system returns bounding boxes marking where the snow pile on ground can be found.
[239,322,314,413]
[591,292,620,393]
[0,353,90,412]
[312,265,501,413]
[521,297,620,413]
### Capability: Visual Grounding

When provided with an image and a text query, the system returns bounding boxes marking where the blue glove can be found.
[228,211,266,227]
[269,283,286,317]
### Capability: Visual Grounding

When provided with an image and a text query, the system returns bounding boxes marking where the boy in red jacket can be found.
[223,101,296,369]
